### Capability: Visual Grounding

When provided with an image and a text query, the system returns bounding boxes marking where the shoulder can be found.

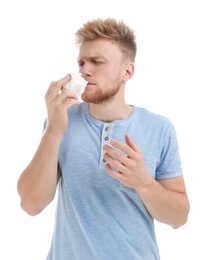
[134,106,173,128]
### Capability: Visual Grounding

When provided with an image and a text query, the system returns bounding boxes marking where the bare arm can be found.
[103,134,190,228]
[17,74,79,216]
[17,130,62,216]
[135,175,190,228]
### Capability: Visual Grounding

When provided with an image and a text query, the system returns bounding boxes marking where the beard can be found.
[81,77,122,104]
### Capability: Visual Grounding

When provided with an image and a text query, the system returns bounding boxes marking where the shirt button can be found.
[103,158,106,162]
[105,126,110,131]
[104,136,109,141]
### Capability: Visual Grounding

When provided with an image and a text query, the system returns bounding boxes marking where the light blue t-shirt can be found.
[46,102,182,260]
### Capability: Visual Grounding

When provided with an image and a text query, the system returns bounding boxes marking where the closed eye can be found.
[78,61,84,68]
[92,60,103,64]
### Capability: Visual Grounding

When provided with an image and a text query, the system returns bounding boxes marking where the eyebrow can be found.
[78,55,107,63]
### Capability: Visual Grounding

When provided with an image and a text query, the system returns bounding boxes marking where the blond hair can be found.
[75,18,137,62]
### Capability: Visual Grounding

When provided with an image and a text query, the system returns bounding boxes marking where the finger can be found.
[56,88,78,103]
[105,163,126,181]
[125,134,142,154]
[103,145,131,169]
[108,138,140,160]
[46,74,72,99]
[103,152,127,173]
[57,74,72,88]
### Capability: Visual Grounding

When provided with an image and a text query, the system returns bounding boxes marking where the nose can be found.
[80,63,93,78]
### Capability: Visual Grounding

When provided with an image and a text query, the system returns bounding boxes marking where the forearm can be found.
[136,177,190,228]
[17,130,62,216]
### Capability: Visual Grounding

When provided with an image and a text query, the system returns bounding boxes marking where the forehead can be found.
[78,39,122,60]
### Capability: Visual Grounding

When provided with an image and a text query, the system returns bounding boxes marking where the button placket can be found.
[99,123,114,170]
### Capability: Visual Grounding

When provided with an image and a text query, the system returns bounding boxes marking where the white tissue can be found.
[64,73,87,97]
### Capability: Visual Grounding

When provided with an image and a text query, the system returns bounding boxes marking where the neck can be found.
[88,101,133,122]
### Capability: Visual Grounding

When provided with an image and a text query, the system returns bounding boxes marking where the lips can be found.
[84,83,96,91]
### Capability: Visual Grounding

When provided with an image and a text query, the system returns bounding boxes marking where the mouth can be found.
[86,82,96,86]
[84,82,96,90]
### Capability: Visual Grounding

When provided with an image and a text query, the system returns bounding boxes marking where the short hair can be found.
[75,18,137,62]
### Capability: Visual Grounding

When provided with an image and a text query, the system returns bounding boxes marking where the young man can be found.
[17,18,190,260]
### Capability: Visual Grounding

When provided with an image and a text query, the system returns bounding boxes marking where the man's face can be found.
[78,39,125,104]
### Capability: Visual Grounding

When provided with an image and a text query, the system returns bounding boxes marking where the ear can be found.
[122,62,134,82]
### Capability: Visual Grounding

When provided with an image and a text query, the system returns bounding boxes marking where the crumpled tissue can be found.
[64,73,87,97]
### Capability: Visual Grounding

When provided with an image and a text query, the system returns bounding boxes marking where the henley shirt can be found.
[46,102,182,260]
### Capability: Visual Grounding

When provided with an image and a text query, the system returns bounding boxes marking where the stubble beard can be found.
[81,78,122,104]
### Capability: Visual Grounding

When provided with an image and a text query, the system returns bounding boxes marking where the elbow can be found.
[18,189,43,216]
[171,204,190,229]
[17,182,54,216]
[19,194,47,216]
[20,203,42,217]
[171,216,188,229]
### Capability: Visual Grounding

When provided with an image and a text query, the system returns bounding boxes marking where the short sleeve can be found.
[155,121,182,180]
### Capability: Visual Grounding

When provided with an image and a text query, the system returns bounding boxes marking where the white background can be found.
[0,0,207,259]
